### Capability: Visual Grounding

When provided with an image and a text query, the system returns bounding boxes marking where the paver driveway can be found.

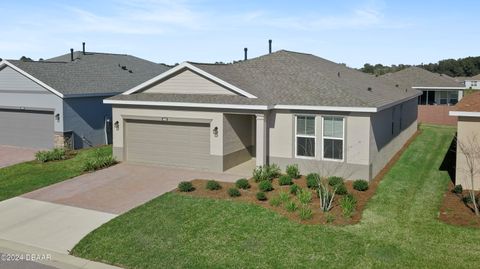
[0,163,244,253]
[0,145,38,168]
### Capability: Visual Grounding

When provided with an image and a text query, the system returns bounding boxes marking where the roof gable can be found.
[141,69,237,96]
[123,62,257,98]
[0,60,64,97]
[0,65,54,95]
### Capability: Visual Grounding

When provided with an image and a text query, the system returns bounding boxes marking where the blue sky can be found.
[0,0,478,67]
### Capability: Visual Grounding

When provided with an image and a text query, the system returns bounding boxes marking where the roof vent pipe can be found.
[70,48,74,61]
[244,48,248,61]
[269,39,272,54]
[82,42,86,55]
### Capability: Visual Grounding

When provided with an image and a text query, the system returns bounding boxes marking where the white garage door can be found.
[125,120,212,169]
[0,109,54,149]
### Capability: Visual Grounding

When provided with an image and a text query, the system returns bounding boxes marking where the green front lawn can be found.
[72,125,480,268]
[0,146,112,201]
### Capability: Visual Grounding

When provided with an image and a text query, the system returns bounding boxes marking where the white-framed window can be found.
[472,81,478,87]
[439,91,448,105]
[295,115,316,158]
[449,91,458,105]
[322,116,344,161]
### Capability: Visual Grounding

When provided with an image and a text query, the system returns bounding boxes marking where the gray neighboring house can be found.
[0,50,169,149]
[106,50,421,180]
[380,66,465,105]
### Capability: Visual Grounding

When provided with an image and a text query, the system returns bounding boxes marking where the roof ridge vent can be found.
[367,87,372,92]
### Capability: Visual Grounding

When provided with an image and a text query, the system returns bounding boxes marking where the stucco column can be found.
[255,114,267,167]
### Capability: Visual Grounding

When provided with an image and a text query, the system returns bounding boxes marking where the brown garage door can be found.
[125,119,212,170]
[0,109,54,149]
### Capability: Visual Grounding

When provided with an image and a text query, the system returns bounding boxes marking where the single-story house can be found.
[380,67,466,125]
[455,74,480,89]
[0,47,169,149]
[105,50,420,180]
[449,92,480,190]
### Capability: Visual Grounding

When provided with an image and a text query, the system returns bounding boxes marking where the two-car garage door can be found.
[125,119,212,170]
[0,109,54,149]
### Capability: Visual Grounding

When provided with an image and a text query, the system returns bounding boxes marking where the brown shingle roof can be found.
[455,92,480,112]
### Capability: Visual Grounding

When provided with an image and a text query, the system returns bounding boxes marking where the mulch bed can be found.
[177,130,421,225]
[439,182,480,228]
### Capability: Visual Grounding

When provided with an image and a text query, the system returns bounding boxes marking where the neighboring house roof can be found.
[380,66,465,89]
[450,92,480,117]
[108,50,420,112]
[471,74,480,80]
[1,52,170,98]
[454,76,470,82]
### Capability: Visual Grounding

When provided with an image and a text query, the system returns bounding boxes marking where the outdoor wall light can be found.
[55,113,60,122]
[213,126,218,137]
[114,121,120,131]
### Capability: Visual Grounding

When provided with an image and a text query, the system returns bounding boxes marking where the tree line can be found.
[360,56,480,77]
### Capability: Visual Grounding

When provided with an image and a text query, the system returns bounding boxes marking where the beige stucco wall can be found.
[369,98,418,178]
[143,69,235,95]
[111,106,224,161]
[268,110,371,179]
[455,116,480,190]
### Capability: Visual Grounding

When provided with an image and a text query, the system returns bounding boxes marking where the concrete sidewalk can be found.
[0,197,117,254]
[0,239,121,269]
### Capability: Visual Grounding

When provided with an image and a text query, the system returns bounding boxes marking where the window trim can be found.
[294,115,317,159]
[321,116,345,162]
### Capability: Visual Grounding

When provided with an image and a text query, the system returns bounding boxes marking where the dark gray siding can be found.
[63,97,112,149]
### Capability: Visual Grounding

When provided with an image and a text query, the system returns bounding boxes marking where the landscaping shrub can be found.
[265,164,281,179]
[335,183,348,195]
[285,200,298,212]
[252,164,281,182]
[286,164,300,179]
[353,179,369,191]
[290,184,300,195]
[340,194,357,217]
[35,148,66,163]
[253,166,268,182]
[206,180,221,190]
[326,213,336,223]
[178,181,195,192]
[82,155,117,172]
[297,188,312,205]
[256,192,267,201]
[452,184,463,194]
[269,196,282,207]
[328,176,344,187]
[278,175,293,186]
[306,173,320,189]
[235,178,251,189]
[227,188,241,197]
[258,180,273,192]
[299,205,313,220]
[278,191,290,203]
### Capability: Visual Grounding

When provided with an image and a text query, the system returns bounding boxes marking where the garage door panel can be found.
[125,120,212,170]
[0,109,53,149]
